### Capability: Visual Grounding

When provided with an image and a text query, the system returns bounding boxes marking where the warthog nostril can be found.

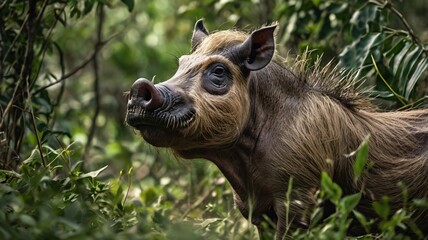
[141,88,151,101]
[130,78,164,110]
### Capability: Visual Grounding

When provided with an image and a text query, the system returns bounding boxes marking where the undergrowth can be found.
[1,140,426,240]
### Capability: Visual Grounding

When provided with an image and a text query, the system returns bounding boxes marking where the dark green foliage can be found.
[1,0,427,239]
[271,0,428,108]
[0,148,201,240]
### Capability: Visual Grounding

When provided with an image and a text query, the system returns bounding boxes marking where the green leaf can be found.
[350,5,379,34]
[83,0,94,16]
[393,44,423,96]
[78,165,108,179]
[320,172,342,204]
[311,0,320,7]
[384,38,405,59]
[141,187,159,204]
[353,210,370,233]
[339,33,382,69]
[200,218,221,228]
[391,42,412,77]
[19,214,37,227]
[0,169,21,178]
[373,196,390,220]
[369,90,394,99]
[339,193,361,213]
[121,0,135,12]
[405,57,428,99]
[413,198,428,208]
[309,207,324,227]
[353,136,369,180]
[371,54,407,105]
[399,45,423,83]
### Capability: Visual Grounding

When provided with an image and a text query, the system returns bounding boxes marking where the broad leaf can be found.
[339,33,382,69]
[405,57,428,99]
[391,42,412,77]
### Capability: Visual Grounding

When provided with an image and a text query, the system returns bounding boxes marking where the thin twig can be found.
[83,4,104,166]
[25,0,49,168]
[385,1,419,44]
[181,184,217,219]
[51,43,66,110]
[0,0,37,159]
[1,14,28,65]
[383,0,427,55]
[34,30,118,95]
[30,2,67,90]
[370,55,407,105]
[34,51,97,95]
[122,167,134,206]
[34,38,116,94]
[30,108,46,167]
[0,5,31,129]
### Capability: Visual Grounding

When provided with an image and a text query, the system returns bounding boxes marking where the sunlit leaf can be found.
[200,218,221,228]
[320,172,342,204]
[353,136,369,180]
[350,5,379,34]
[339,193,361,213]
[78,165,108,179]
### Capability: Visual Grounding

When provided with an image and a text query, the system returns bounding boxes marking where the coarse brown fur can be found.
[126,21,428,239]
[177,54,250,148]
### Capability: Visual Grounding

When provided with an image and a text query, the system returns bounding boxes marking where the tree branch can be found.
[83,4,104,167]
[385,1,419,45]
[34,38,111,95]
[34,52,93,95]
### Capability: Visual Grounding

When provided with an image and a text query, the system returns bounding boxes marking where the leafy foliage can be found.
[2,142,427,239]
[273,0,428,108]
[0,143,255,240]
[1,0,427,239]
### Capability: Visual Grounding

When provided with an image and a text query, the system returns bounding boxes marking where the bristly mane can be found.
[291,53,367,108]
[278,51,372,111]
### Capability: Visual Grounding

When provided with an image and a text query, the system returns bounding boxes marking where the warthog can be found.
[126,20,428,239]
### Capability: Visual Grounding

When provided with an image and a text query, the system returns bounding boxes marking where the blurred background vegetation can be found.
[1,0,427,239]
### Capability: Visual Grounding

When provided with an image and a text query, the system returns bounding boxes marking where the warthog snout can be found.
[129,78,164,111]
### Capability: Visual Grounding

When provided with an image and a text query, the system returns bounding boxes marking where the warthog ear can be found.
[192,19,209,51]
[239,25,276,71]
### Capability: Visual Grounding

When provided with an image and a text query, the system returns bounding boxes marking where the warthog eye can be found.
[202,62,231,95]
[213,65,225,76]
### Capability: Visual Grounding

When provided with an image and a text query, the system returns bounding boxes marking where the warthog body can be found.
[126,20,428,238]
